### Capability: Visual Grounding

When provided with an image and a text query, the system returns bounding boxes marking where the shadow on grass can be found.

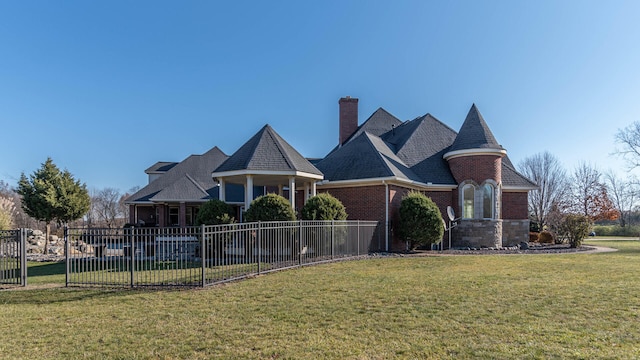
[27,262,66,278]
[0,286,172,305]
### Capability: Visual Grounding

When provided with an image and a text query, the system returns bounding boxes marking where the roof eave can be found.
[443,148,507,161]
[317,176,457,191]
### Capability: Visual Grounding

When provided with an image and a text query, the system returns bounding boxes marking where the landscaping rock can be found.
[519,241,529,250]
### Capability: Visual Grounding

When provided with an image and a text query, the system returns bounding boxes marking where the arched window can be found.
[462,184,475,219]
[482,183,494,219]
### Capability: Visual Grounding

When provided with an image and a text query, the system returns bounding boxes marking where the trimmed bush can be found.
[399,191,444,250]
[538,231,554,244]
[244,193,296,222]
[301,193,347,221]
[529,232,539,242]
[195,199,235,226]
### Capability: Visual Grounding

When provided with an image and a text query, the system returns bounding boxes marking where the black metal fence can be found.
[0,229,27,287]
[65,220,381,288]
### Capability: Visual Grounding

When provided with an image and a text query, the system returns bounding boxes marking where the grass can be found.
[0,238,639,359]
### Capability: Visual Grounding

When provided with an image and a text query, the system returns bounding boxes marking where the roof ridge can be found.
[184,173,209,196]
[265,125,296,170]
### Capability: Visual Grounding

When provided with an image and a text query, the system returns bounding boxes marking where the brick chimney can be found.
[339,96,358,146]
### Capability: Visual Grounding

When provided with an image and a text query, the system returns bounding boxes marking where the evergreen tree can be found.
[399,191,444,250]
[17,158,90,252]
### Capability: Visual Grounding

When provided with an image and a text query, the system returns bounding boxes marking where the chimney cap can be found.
[339,96,358,103]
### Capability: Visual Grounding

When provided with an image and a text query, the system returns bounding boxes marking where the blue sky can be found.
[1,1,639,193]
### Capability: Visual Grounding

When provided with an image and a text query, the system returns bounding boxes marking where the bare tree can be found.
[567,162,618,221]
[91,187,125,228]
[518,152,568,230]
[615,121,640,170]
[604,171,638,227]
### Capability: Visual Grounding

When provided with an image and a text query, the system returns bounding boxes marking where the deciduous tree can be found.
[604,171,637,227]
[518,152,568,230]
[567,163,618,221]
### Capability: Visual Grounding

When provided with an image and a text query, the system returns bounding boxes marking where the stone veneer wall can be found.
[502,219,530,247]
[453,219,502,248]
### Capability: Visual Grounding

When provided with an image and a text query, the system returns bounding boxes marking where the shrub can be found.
[593,224,640,237]
[538,231,554,244]
[558,214,592,248]
[195,199,235,226]
[244,193,296,222]
[399,191,444,250]
[301,193,347,220]
[529,232,539,242]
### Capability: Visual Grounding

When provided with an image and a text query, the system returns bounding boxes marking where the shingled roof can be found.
[213,124,322,176]
[126,146,229,203]
[448,104,504,152]
[320,104,532,189]
[316,132,421,182]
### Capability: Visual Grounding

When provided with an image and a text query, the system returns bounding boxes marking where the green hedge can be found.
[592,225,640,237]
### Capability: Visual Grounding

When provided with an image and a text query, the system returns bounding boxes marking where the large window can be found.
[168,207,179,226]
[482,183,494,219]
[463,184,475,219]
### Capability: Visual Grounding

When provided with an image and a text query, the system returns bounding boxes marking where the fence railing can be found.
[0,229,27,286]
[65,220,381,288]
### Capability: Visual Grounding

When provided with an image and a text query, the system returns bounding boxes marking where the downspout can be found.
[384,181,389,252]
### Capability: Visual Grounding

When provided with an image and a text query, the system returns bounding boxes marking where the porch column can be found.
[245,175,254,210]
[310,181,317,197]
[219,178,226,202]
[129,204,136,224]
[304,183,310,202]
[288,176,296,208]
[179,202,186,227]
[278,184,283,197]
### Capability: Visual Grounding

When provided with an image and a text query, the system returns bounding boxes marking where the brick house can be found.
[126,97,535,251]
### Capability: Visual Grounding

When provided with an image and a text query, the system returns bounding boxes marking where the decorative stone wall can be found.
[453,219,502,248]
[502,219,529,247]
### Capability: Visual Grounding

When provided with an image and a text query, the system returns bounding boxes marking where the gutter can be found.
[383,180,389,252]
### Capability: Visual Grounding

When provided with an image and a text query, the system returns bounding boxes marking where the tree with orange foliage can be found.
[567,162,619,221]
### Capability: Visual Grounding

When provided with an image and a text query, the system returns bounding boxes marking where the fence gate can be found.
[0,229,27,287]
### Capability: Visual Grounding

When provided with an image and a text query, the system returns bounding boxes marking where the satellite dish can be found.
[446,206,455,221]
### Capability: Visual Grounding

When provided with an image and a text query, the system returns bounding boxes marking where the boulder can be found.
[32,229,44,237]
[519,241,529,250]
[48,246,65,256]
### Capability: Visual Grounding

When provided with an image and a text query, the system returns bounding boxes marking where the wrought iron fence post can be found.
[64,227,69,287]
[21,228,27,286]
[357,220,360,256]
[201,224,206,287]
[298,221,302,266]
[257,222,261,274]
[130,226,135,288]
[331,220,335,260]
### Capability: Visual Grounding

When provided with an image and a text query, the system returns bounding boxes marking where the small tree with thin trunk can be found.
[399,191,444,250]
[244,193,296,222]
[17,158,90,252]
[196,199,235,225]
[558,214,592,248]
[301,193,347,220]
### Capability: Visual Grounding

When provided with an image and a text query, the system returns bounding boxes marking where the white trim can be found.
[502,185,537,191]
[443,148,507,161]
[317,177,456,191]
[212,169,323,180]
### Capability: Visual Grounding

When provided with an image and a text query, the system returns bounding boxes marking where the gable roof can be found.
[448,104,504,153]
[316,131,422,182]
[126,146,228,203]
[145,161,178,174]
[213,124,322,176]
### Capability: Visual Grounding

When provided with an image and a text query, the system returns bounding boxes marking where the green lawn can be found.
[1,238,639,359]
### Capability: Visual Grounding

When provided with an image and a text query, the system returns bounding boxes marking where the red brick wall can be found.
[502,191,529,219]
[448,155,502,185]
[320,185,456,251]
[339,97,358,145]
[320,186,387,222]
